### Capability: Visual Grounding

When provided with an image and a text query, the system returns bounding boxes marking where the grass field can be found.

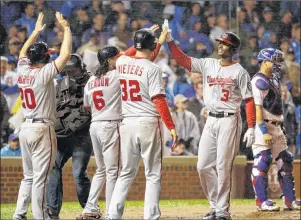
[1,199,300,219]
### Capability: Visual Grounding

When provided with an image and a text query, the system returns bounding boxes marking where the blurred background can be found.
[0,0,300,160]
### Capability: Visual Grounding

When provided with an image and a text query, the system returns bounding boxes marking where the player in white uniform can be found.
[13,12,72,220]
[77,26,166,219]
[108,29,177,220]
[166,32,256,220]
[250,48,301,211]
[76,46,122,220]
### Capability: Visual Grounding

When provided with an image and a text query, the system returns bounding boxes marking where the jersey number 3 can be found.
[19,88,37,109]
[120,79,142,101]
[93,90,105,111]
[221,89,230,101]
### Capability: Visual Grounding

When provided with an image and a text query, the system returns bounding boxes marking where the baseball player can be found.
[13,12,72,220]
[108,29,177,219]
[166,32,256,220]
[77,46,122,220]
[250,48,301,211]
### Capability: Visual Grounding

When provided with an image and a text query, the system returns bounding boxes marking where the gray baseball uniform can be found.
[108,55,165,219]
[82,70,122,215]
[13,57,58,220]
[191,58,252,218]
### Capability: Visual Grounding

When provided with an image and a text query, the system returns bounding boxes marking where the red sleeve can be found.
[124,43,161,61]
[150,43,162,61]
[167,40,192,71]
[153,95,175,130]
[245,97,256,128]
[124,46,137,56]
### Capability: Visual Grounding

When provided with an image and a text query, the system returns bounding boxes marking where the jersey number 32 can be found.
[120,79,142,101]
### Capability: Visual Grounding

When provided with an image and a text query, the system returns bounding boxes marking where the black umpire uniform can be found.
[46,54,92,218]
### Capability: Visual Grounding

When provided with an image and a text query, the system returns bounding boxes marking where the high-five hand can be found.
[34,13,46,33]
[158,26,170,44]
[55,12,70,29]
[150,24,160,33]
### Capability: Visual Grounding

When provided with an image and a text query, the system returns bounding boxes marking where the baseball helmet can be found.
[26,42,54,65]
[257,48,284,64]
[215,32,241,49]
[97,46,120,65]
[134,28,157,51]
[95,46,120,77]
[63,54,85,72]
[258,48,284,73]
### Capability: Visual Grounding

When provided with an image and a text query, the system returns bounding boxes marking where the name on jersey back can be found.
[117,64,144,76]
[18,75,35,85]
[87,77,109,90]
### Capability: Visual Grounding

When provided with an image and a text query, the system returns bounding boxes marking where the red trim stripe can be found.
[157,118,163,198]
[216,38,234,46]
[53,61,60,74]
[116,123,121,177]
[42,126,53,219]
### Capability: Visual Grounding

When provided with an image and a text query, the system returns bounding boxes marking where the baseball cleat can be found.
[13,214,27,220]
[202,209,216,220]
[257,200,280,212]
[284,200,301,211]
[76,213,103,220]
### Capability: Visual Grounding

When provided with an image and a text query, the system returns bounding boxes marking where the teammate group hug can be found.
[13,12,300,220]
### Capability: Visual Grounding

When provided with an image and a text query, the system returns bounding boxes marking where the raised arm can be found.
[166,36,192,71]
[19,13,46,58]
[124,25,166,61]
[54,12,72,72]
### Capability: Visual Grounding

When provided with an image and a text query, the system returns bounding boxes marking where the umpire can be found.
[46,54,92,219]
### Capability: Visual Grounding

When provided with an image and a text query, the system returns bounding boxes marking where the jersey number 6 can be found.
[120,79,142,101]
[19,88,37,109]
[92,90,105,111]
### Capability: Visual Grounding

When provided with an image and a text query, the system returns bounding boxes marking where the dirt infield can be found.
[63,204,300,220]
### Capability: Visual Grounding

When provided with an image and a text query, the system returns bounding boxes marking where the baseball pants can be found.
[108,117,163,220]
[14,122,57,220]
[252,122,287,158]
[197,114,242,218]
[83,120,121,215]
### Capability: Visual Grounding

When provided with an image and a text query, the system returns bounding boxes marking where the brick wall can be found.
[1,157,300,203]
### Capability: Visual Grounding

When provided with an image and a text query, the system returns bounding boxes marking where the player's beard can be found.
[218,50,231,58]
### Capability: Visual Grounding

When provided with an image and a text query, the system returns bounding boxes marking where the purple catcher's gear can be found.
[276,150,296,206]
[252,150,273,206]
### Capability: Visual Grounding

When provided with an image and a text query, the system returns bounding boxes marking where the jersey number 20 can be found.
[120,79,142,101]
[19,88,37,109]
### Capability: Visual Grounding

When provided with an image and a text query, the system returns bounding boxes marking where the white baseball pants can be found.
[83,120,121,215]
[13,122,57,220]
[108,117,163,220]
[252,122,287,158]
[197,114,242,219]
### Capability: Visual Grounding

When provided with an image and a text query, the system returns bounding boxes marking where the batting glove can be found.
[243,127,255,148]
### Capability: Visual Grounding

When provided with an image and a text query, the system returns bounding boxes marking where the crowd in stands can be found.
[0,0,300,158]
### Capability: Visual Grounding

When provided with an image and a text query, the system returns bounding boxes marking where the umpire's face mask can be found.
[67,68,83,79]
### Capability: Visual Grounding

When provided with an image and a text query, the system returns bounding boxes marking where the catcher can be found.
[250,48,301,211]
